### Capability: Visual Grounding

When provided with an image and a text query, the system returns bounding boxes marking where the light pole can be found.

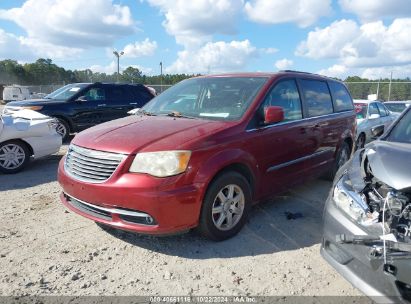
[160,61,163,93]
[113,50,124,83]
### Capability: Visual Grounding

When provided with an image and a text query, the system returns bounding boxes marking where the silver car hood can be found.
[365,140,411,192]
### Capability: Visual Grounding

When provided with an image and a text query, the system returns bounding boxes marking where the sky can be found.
[0,0,411,79]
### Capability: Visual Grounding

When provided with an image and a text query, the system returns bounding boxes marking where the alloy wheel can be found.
[55,121,67,138]
[212,184,245,231]
[0,144,26,170]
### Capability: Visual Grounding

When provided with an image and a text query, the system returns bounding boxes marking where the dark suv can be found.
[3,83,155,140]
[58,71,357,240]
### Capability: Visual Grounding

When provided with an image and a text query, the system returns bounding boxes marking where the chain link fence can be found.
[345,81,411,101]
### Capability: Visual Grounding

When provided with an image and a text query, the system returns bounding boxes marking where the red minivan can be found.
[58,72,356,240]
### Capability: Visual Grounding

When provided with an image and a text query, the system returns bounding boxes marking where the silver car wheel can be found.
[55,121,67,138]
[0,144,26,169]
[212,184,245,231]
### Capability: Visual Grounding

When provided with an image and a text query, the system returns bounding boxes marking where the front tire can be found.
[0,140,30,174]
[54,118,70,142]
[198,172,251,241]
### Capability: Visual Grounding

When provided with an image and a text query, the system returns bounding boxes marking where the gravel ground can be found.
[0,104,361,297]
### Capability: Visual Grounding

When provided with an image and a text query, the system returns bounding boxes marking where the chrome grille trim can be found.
[64,144,126,183]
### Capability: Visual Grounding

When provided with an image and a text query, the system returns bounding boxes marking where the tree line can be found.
[344,76,411,101]
[1,59,411,101]
[0,58,194,86]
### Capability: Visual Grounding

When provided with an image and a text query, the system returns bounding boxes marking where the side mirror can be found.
[371,125,384,139]
[76,96,87,102]
[128,108,140,115]
[369,113,380,120]
[264,106,284,124]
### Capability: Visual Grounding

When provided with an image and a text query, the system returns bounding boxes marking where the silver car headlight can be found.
[333,174,374,225]
[129,150,191,177]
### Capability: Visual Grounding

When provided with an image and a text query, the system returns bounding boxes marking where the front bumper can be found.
[322,193,411,303]
[58,157,205,235]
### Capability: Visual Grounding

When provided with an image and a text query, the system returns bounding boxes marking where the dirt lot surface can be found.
[0,103,361,297]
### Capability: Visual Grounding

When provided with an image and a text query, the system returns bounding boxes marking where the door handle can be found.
[130,103,138,105]
[300,127,307,134]
[97,104,106,107]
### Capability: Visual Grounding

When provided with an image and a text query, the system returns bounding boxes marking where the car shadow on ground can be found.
[0,148,66,191]
[101,179,331,259]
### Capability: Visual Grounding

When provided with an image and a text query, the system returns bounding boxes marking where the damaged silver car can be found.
[321,107,411,303]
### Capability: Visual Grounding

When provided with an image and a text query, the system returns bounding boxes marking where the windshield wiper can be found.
[165,111,196,119]
[136,109,157,116]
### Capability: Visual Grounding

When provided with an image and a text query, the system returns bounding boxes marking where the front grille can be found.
[65,144,125,183]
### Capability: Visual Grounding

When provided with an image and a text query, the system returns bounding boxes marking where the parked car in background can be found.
[2,85,31,103]
[354,99,397,149]
[385,101,411,114]
[3,83,155,141]
[0,109,61,174]
[321,106,411,303]
[58,71,356,241]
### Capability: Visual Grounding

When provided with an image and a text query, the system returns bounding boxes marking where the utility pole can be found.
[388,71,393,101]
[160,61,163,93]
[113,50,124,83]
[376,79,380,100]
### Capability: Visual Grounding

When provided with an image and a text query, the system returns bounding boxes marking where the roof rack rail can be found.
[279,70,315,75]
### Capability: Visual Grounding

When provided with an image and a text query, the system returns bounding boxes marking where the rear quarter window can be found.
[328,81,354,112]
[299,79,333,117]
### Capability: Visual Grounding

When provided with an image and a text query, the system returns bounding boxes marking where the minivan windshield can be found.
[45,83,89,100]
[142,77,268,121]
[386,109,411,143]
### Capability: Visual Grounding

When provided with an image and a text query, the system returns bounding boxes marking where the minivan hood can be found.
[72,115,230,154]
[7,99,66,106]
[365,140,411,191]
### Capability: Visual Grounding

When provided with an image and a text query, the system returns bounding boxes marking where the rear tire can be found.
[355,133,365,150]
[324,141,351,181]
[0,140,30,174]
[198,171,251,241]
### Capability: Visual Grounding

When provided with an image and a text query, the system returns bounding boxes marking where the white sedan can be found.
[354,99,397,149]
[0,109,62,173]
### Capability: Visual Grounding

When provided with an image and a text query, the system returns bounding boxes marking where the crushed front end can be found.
[322,142,411,303]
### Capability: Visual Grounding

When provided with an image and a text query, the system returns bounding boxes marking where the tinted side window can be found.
[133,86,154,102]
[369,103,379,115]
[299,79,333,117]
[262,79,302,121]
[329,81,354,112]
[83,87,106,101]
[376,102,387,117]
[108,86,127,102]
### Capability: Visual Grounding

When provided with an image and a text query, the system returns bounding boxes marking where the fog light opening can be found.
[145,216,154,225]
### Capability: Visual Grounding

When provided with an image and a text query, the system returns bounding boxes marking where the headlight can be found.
[333,175,375,225]
[129,150,191,177]
[22,106,43,111]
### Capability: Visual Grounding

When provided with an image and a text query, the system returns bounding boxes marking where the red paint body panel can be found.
[58,72,357,235]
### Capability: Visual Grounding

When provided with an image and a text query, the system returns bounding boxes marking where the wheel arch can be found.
[209,162,256,197]
[1,138,34,156]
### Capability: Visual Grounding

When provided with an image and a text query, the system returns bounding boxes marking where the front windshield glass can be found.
[142,77,268,121]
[354,103,367,119]
[385,103,406,113]
[386,109,411,143]
[45,83,89,100]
